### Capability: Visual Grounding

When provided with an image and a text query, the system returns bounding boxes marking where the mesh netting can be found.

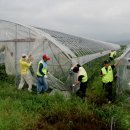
[38,28,120,57]
[0,20,120,91]
[116,47,130,94]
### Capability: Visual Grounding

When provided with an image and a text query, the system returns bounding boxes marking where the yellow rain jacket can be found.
[19,58,32,75]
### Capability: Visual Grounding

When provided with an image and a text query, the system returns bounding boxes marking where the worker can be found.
[109,50,116,61]
[18,54,33,92]
[36,54,51,94]
[72,64,88,100]
[113,50,117,58]
[101,60,115,103]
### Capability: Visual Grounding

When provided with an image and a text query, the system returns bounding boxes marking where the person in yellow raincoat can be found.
[18,54,33,92]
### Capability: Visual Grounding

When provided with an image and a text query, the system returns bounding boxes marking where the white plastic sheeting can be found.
[0,53,4,64]
[116,47,130,94]
[72,50,111,65]
[0,20,120,91]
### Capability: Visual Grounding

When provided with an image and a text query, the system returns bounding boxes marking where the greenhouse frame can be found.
[0,20,120,91]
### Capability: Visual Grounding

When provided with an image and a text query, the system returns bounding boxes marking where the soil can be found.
[29,112,110,130]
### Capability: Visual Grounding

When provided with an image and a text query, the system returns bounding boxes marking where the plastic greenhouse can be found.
[116,47,130,94]
[0,20,120,91]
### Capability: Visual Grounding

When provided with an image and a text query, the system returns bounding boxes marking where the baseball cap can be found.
[42,54,51,61]
[22,54,27,58]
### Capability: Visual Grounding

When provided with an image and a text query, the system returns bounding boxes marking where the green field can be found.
[0,45,130,130]
[0,74,130,130]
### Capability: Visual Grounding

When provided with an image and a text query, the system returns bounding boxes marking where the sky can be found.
[0,0,130,42]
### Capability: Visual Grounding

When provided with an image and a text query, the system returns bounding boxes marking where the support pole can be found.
[15,24,18,87]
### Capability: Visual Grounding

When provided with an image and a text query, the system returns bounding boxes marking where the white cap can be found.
[22,53,27,57]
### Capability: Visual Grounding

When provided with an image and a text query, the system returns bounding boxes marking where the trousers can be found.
[37,76,48,94]
[18,73,32,91]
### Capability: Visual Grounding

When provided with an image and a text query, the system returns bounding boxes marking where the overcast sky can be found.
[0,0,130,42]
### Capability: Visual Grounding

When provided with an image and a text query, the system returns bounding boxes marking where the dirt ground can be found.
[29,113,110,130]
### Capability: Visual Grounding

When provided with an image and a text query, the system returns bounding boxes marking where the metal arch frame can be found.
[0,19,76,60]
[0,19,121,67]
[40,28,120,56]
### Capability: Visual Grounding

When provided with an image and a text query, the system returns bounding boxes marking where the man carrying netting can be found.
[18,54,33,92]
[72,64,88,101]
[36,54,51,94]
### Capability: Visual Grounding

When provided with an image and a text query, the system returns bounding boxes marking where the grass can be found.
[0,81,40,130]
[0,45,130,130]
[0,74,130,130]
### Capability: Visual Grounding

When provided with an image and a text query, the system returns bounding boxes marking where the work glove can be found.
[44,75,48,78]
[72,84,75,87]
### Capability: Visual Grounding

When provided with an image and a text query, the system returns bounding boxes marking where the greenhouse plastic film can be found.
[0,20,120,91]
[116,47,130,94]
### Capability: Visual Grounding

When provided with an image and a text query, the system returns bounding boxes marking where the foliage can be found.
[0,46,130,130]
[0,76,130,130]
